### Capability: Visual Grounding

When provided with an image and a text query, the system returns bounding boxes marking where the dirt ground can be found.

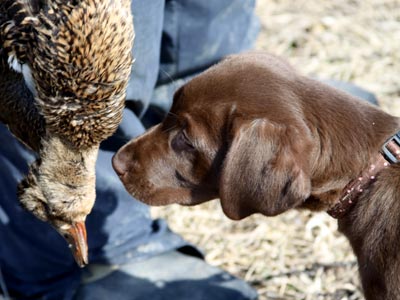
[152,1,400,299]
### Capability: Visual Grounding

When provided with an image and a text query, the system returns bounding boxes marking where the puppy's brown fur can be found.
[113,52,400,299]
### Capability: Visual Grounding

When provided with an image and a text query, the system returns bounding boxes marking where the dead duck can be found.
[0,0,134,267]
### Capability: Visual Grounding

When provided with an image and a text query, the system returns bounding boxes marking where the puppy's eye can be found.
[171,130,195,153]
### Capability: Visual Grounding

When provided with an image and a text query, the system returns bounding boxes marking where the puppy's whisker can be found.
[167,111,179,119]
[160,68,178,86]
[162,124,178,134]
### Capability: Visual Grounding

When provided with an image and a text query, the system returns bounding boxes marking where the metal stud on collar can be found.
[380,131,400,164]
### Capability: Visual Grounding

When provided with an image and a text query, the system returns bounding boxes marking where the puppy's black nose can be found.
[112,152,128,176]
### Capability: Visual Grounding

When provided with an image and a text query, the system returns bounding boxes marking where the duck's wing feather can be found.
[0,1,45,152]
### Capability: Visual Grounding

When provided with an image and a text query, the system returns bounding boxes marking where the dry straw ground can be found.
[152,1,400,299]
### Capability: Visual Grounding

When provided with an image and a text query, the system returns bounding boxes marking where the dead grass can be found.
[152,1,400,299]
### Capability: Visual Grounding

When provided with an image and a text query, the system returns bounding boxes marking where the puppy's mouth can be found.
[116,166,214,207]
[124,180,194,206]
[175,171,197,189]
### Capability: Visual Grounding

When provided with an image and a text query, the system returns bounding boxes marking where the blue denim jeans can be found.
[0,1,259,299]
[127,0,260,115]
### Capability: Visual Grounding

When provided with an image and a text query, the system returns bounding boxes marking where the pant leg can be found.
[74,250,258,300]
[125,0,166,116]
[159,0,259,82]
[150,0,260,113]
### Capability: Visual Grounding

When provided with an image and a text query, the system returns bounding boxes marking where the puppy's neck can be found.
[301,80,400,211]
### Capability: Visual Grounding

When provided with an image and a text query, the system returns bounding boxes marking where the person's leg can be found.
[0,1,257,299]
[148,0,259,117]
[125,0,166,117]
[158,0,259,83]
[74,250,257,300]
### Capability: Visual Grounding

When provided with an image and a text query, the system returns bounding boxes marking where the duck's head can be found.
[3,0,134,267]
[17,136,98,267]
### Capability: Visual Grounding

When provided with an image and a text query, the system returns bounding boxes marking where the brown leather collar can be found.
[327,131,400,219]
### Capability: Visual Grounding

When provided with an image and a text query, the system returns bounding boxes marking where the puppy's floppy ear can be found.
[219,118,312,220]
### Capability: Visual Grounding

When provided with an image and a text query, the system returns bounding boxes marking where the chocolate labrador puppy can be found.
[113,52,400,299]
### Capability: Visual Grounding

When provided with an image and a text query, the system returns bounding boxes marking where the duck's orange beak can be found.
[62,221,88,267]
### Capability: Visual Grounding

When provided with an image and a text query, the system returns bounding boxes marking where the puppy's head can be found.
[113,53,313,220]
